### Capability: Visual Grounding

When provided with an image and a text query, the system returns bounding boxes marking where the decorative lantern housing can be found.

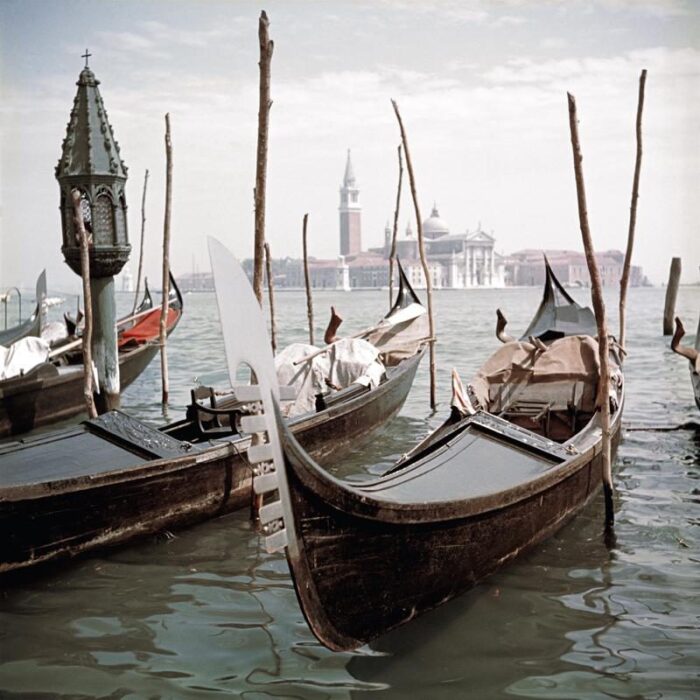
[56,65,130,278]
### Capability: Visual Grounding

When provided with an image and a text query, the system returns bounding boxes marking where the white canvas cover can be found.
[41,321,69,345]
[275,338,386,418]
[0,337,50,380]
[275,343,331,417]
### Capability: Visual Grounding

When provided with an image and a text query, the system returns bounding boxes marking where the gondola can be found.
[0,259,427,575]
[0,271,47,347]
[0,274,182,438]
[671,314,700,410]
[63,278,153,337]
[221,246,625,652]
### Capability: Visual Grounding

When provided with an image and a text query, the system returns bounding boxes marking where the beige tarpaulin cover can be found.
[470,335,601,412]
[364,302,429,364]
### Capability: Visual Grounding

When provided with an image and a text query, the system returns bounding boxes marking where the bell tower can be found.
[339,149,361,256]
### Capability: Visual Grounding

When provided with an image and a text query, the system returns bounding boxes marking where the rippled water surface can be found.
[1,285,698,699]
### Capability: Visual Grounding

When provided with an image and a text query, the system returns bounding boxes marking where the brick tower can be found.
[339,149,361,256]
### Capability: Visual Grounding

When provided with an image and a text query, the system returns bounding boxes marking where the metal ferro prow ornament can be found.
[207,237,297,556]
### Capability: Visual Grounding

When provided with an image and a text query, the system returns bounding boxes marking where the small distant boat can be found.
[671,314,700,410]
[0,271,47,348]
[0,274,182,438]
[220,247,625,652]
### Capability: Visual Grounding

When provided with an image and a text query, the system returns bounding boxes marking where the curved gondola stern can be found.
[168,270,183,311]
[387,258,423,317]
[520,254,596,341]
[135,278,153,315]
[36,269,47,333]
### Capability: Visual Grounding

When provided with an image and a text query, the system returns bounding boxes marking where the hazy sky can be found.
[1,0,698,293]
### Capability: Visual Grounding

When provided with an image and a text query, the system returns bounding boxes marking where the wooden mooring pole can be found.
[663,257,682,335]
[264,242,277,354]
[160,114,173,405]
[391,99,437,410]
[619,69,646,350]
[71,189,97,419]
[302,213,315,346]
[567,92,614,530]
[253,10,273,306]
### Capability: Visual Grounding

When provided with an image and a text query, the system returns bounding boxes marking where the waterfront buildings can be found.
[176,152,644,292]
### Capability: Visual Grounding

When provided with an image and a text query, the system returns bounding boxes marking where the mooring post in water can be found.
[302,213,315,346]
[56,58,130,414]
[160,114,173,405]
[251,11,274,522]
[567,92,614,530]
[389,144,403,306]
[619,69,647,351]
[253,10,274,306]
[391,99,437,410]
[264,242,277,354]
[663,257,682,336]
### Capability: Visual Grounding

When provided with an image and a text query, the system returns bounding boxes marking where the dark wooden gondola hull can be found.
[0,341,160,438]
[280,414,622,651]
[0,350,423,575]
[0,277,182,439]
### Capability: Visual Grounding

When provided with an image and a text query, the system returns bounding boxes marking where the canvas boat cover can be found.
[275,338,385,417]
[470,335,601,413]
[0,337,50,381]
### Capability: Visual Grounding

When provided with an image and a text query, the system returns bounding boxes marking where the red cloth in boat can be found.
[118,308,179,347]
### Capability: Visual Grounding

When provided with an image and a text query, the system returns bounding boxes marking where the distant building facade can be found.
[503,249,646,288]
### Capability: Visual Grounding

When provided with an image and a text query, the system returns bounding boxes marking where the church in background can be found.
[295,150,506,290]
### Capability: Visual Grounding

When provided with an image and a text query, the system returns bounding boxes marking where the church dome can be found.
[423,204,449,239]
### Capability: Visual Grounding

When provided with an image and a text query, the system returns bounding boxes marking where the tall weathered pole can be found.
[619,69,647,350]
[56,55,130,414]
[132,169,149,314]
[264,241,277,354]
[253,10,274,305]
[391,99,437,409]
[71,189,97,419]
[389,144,403,305]
[567,92,614,529]
[160,114,173,405]
[302,213,315,346]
